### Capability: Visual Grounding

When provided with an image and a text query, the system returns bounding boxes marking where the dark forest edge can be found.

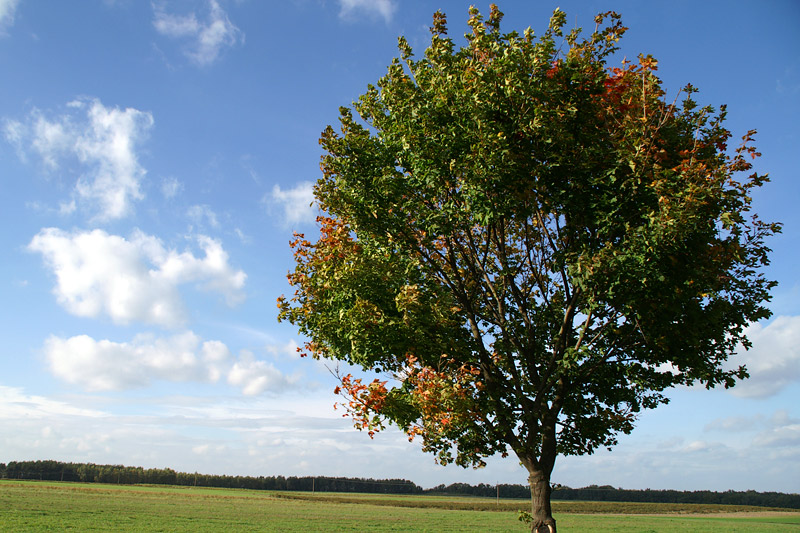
[2,460,797,510]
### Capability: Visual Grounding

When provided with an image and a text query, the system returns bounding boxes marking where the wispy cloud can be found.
[0,0,20,34]
[752,411,800,449]
[268,181,317,226]
[29,228,246,328]
[338,0,396,24]
[776,65,800,95]
[161,176,182,199]
[4,98,154,221]
[153,0,243,66]
[187,204,219,229]
[0,386,106,420]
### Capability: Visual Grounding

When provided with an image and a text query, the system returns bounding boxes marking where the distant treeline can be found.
[0,460,421,494]
[430,482,800,510]
[3,461,798,509]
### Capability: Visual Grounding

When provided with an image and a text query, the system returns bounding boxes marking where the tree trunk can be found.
[528,466,556,533]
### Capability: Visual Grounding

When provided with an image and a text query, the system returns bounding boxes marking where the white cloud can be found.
[0,0,19,33]
[684,440,715,453]
[234,227,250,244]
[269,181,316,226]
[0,386,106,420]
[4,98,153,221]
[266,339,302,360]
[727,315,800,398]
[43,332,295,395]
[192,443,225,455]
[228,350,295,395]
[752,411,800,449]
[73,100,153,220]
[187,204,219,228]
[44,331,221,391]
[0,386,469,488]
[3,118,25,153]
[31,115,72,168]
[338,0,396,23]
[153,0,243,66]
[202,340,232,382]
[161,176,182,198]
[704,414,764,432]
[29,228,246,328]
[557,408,800,493]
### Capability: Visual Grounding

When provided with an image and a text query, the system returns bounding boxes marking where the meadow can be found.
[1,479,798,532]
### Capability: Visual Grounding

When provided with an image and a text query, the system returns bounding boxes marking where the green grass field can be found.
[1,480,798,532]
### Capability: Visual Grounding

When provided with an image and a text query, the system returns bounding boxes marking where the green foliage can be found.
[278,5,780,529]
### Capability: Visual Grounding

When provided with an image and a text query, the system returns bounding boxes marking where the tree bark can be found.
[528,466,556,533]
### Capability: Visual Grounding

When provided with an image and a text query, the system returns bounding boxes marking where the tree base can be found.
[533,520,556,533]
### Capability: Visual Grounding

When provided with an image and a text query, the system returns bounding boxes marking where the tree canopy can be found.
[278,6,779,531]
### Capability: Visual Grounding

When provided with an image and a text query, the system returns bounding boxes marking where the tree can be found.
[277,6,780,532]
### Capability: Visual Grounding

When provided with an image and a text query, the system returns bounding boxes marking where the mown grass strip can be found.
[271,490,798,515]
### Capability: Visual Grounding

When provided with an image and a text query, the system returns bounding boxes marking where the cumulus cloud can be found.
[269,181,316,226]
[0,0,19,33]
[43,332,294,395]
[44,331,224,391]
[227,350,295,395]
[29,227,246,328]
[338,0,396,23]
[727,315,800,398]
[201,339,232,382]
[153,0,243,66]
[4,98,153,221]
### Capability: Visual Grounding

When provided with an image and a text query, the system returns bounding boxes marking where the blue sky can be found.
[1,0,798,492]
